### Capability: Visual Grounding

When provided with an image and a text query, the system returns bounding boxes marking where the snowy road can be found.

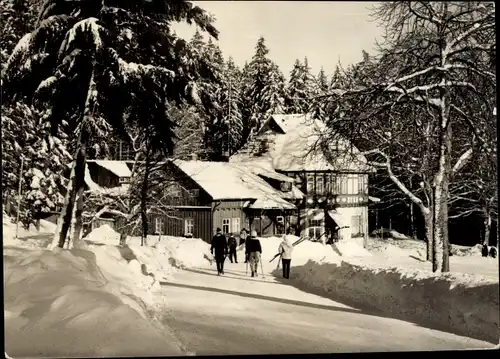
[159,262,492,355]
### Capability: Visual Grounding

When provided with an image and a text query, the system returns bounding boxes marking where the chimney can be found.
[190,153,198,161]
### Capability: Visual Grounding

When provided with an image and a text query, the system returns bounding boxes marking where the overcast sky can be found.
[172,1,384,79]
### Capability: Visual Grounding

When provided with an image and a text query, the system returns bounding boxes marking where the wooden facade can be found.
[87,162,124,188]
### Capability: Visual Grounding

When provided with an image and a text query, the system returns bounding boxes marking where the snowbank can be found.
[277,258,499,344]
[3,246,184,357]
[2,211,56,248]
[127,235,212,269]
[83,224,121,245]
[334,239,373,257]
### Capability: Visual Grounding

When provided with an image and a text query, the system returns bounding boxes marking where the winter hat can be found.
[251,229,257,237]
[216,227,222,232]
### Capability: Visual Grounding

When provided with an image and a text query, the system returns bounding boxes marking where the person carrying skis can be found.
[246,230,262,277]
[211,227,228,275]
[227,233,238,263]
[278,228,294,279]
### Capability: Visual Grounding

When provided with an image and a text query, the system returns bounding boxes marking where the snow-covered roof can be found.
[260,113,313,134]
[173,160,296,210]
[231,113,372,173]
[88,160,131,178]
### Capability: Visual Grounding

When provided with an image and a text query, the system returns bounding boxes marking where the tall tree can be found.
[316,67,329,96]
[243,37,286,136]
[285,57,316,113]
[0,0,41,71]
[2,0,219,249]
[314,1,495,273]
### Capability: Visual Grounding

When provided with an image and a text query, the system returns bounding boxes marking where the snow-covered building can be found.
[156,160,304,243]
[230,113,374,244]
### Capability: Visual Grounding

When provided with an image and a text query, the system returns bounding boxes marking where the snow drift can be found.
[127,235,212,269]
[3,246,185,357]
[277,258,499,344]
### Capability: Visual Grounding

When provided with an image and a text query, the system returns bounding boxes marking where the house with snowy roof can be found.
[229,113,374,244]
[151,159,304,243]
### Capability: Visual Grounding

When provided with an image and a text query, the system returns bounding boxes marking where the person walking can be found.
[227,233,238,263]
[246,230,262,277]
[278,229,294,279]
[240,229,248,263]
[211,227,228,275]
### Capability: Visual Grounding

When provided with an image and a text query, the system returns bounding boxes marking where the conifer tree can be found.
[285,57,316,114]
[316,67,329,96]
[2,0,219,248]
[243,37,286,136]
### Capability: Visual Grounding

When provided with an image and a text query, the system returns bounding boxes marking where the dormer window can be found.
[280,181,292,192]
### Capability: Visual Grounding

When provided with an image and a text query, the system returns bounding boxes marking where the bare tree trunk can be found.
[483,209,492,246]
[51,144,86,249]
[424,209,434,262]
[441,163,450,273]
[433,85,452,273]
[72,185,85,245]
[140,148,152,246]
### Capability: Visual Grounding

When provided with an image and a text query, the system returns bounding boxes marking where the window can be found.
[155,217,164,234]
[316,176,324,194]
[308,220,322,240]
[280,181,292,192]
[351,215,363,236]
[189,189,200,197]
[358,175,365,194]
[307,175,314,193]
[347,175,359,195]
[170,184,181,197]
[119,177,130,184]
[184,218,194,235]
[231,218,240,234]
[325,174,331,193]
[340,176,348,194]
[276,216,284,224]
[222,218,230,234]
[332,175,339,193]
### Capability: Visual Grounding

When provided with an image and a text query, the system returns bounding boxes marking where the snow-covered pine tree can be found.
[285,59,306,113]
[2,0,219,249]
[240,61,253,141]
[244,37,286,135]
[188,32,225,158]
[213,57,244,157]
[285,57,316,114]
[330,63,351,90]
[1,102,71,228]
[316,67,329,96]
[260,62,286,119]
[0,0,40,71]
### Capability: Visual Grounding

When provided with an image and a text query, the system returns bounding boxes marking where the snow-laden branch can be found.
[108,48,176,82]
[452,147,473,175]
[361,149,427,212]
[447,21,495,52]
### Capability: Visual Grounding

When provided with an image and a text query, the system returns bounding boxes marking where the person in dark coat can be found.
[489,246,497,258]
[240,229,248,263]
[211,228,228,275]
[246,230,262,277]
[227,233,238,263]
[482,244,489,257]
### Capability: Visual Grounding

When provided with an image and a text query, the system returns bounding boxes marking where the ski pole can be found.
[260,256,265,276]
